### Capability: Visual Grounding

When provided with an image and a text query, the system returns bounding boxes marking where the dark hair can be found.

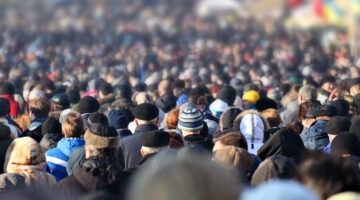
[66,85,81,104]
[299,101,320,120]
[78,96,100,114]
[87,112,109,126]
[0,82,15,95]
[214,129,248,150]
[296,151,360,199]
[99,82,113,96]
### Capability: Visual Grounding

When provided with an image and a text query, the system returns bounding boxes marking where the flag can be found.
[313,0,343,25]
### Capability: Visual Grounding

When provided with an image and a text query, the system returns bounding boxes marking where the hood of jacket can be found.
[57,138,85,157]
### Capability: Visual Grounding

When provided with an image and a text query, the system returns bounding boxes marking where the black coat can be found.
[118,124,158,170]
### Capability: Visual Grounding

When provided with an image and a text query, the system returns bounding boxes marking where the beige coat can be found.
[4,137,56,191]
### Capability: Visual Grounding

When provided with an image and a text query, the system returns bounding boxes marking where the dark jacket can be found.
[21,117,48,142]
[57,158,130,200]
[40,133,64,152]
[300,119,330,150]
[0,124,13,173]
[118,124,158,170]
[257,128,305,164]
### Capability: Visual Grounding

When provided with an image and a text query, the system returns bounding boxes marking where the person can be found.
[21,97,51,142]
[119,103,159,169]
[39,117,63,152]
[4,137,56,192]
[155,80,177,113]
[0,98,20,138]
[300,104,337,150]
[45,112,85,182]
[330,132,360,158]
[0,124,13,173]
[57,123,129,200]
[107,109,132,138]
[317,75,336,104]
[49,93,70,120]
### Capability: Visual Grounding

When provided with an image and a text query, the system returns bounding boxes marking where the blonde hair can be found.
[62,112,84,137]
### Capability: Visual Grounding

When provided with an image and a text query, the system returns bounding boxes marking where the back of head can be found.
[41,117,62,135]
[78,96,100,114]
[62,112,84,138]
[51,93,70,109]
[331,132,360,157]
[296,151,360,199]
[219,107,242,132]
[0,98,10,117]
[177,105,204,132]
[29,97,51,118]
[261,108,281,127]
[128,150,239,200]
[325,116,351,135]
[330,99,350,117]
[108,109,129,130]
[216,85,236,106]
[166,107,180,130]
[0,82,15,95]
[298,85,317,103]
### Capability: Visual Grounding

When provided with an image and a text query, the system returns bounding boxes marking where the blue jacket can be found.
[300,120,329,150]
[45,138,85,182]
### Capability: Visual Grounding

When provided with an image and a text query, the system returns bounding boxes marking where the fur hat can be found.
[132,103,159,121]
[108,109,129,130]
[216,85,236,105]
[243,90,260,104]
[78,96,100,114]
[141,130,170,148]
[209,99,229,119]
[325,116,351,135]
[84,123,119,149]
[178,106,203,131]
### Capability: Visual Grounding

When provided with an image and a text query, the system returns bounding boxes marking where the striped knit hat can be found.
[177,106,203,131]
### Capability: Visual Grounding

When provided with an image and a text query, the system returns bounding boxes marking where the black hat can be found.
[331,132,360,157]
[132,103,159,121]
[314,105,337,117]
[108,109,129,129]
[0,82,15,95]
[41,117,62,135]
[305,104,320,119]
[156,94,177,113]
[350,115,360,141]
[141,130,170,148]
[216,85,236,106]
[0,98,10,116]
[325,116,351,135]
[51,93,70,108]
[329,99,349,116]
[78,96,100,114]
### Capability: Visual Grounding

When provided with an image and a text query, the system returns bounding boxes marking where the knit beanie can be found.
[108,109,129,130]
[41,117,62,135]
[84,123,119,149]
[243,90,260,104]
[216,85,236,105]
[178,106,204,131]
[331,132,360,157]
[209,99,229,119]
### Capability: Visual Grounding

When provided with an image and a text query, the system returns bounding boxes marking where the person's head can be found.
[158,80,172,97]
[331,132,360,157]
[216,85,236,106]
[78,96,100,114]
[132,103,159,125]
[29,97,51,119]
[128,149,239,200]
[213,129,248,152]
[51,93,70,111]
[166,107,180,130]
[0,98,10,117]
[242,90,260,110]
[213,145,253,180]
[108,109,129,130]
[209,99,229,119]
[261,109,281,128]
[41,117,62,135]
[62,112,84,138]
[298,85,317,104]
[0,82,15,95]
[300,102,320,128]
[141,130,170,156]
[84,123,119,159]
[177,105,204,136]
[325,116,351,141]
[66,85,81,105]
[314,104,337,120]
[320,75,336,94]
[219,107,242,132]
[296,151,360,199]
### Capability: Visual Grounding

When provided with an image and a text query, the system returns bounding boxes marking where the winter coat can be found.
[0,124,13,173]
[119,124,158,170]
[4,137,56,191]
[45,138,85,182]
[14,113,31,133]
[257,127,305,163]
[21,117,48,142]
[300,119,330,150]
[40,133,64,152]
[57,158,130,200]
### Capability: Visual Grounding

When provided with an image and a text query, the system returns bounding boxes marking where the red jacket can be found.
[1,94,20,117]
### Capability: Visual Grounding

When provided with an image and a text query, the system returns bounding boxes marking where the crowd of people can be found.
[0,0,359,199]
